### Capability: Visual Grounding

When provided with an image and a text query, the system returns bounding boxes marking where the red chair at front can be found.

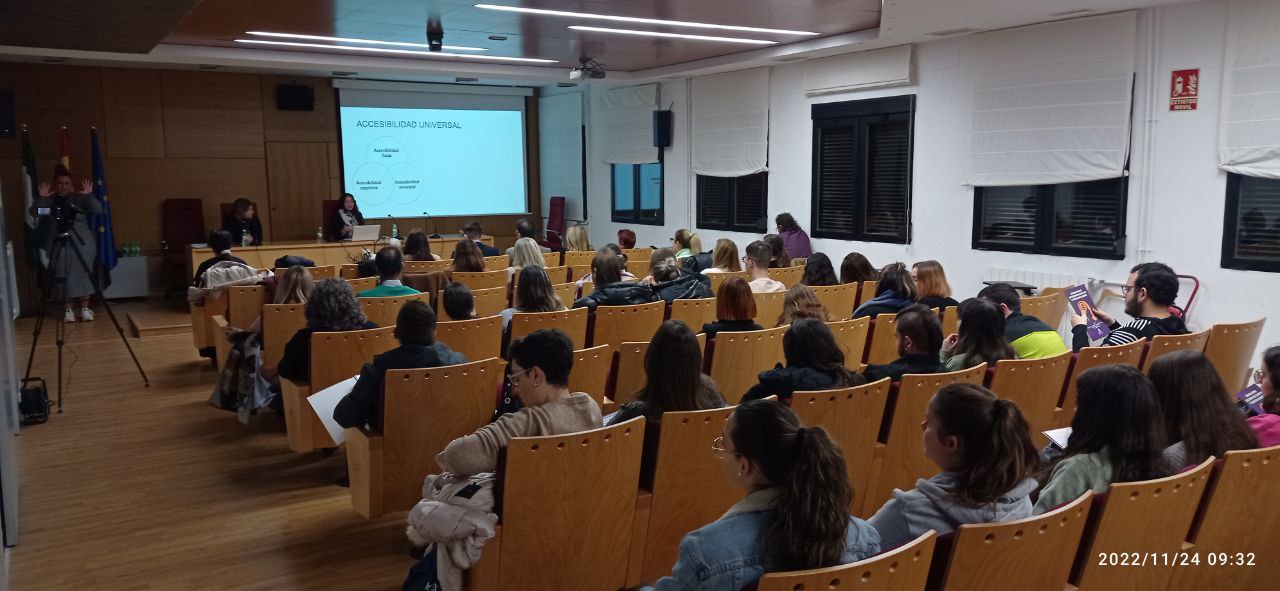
[321,199,340,240]
[539,196,566,251]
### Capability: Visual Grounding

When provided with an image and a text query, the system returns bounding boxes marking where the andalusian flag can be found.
[90,128,116,287]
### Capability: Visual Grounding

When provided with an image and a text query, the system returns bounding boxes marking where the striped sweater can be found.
[1071,314,1188,351]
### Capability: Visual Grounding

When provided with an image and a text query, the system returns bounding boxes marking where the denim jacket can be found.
[644,488,881,591]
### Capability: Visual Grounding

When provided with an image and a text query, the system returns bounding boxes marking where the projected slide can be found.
[339,106,527,218]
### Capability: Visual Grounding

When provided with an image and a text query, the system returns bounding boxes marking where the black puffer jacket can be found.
[572,281,659,310]
[681,252,714,274]
[741,364,860,403]
[652,271,713,302]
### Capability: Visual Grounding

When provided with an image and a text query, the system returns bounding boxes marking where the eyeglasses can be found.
[1120,284,1137,294]
[1254,368,1266,385]
[711,436,736,459]
[506,366,533,387]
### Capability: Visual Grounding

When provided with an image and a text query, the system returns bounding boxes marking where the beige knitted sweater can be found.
[437,392,603,477]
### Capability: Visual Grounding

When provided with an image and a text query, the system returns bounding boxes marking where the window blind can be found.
[691,68,770,177]
[600,84,659,165]
[1219,0,1280,179]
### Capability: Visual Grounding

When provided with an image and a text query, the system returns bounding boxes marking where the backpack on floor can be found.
[19,378,50,425]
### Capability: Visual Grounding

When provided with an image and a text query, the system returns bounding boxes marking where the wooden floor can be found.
[10,307,413,590]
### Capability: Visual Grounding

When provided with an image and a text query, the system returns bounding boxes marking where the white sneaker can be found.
[63,308,76,323]
[79,308,94,322]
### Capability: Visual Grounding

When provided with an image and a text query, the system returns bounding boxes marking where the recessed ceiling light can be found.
[332,71,358,77]
[476,4,818,36]
[234,39,557,63]
[455,77,479,82]
[197,64,222,70]
[246,31,488,52]
[567,26,776,45]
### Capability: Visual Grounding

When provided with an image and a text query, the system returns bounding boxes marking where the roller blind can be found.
[692,68,770,177]
[966,12,1137,187]
[1219,0,1280,179]
[600,84,659,165]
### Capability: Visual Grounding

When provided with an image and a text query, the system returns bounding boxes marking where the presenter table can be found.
[186,235,493,277]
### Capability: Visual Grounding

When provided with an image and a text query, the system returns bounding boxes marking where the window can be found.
[1222,173,1280,272]
[611,162,664,225]
[810,95,915,243]
[973,177,1128,259]
[696,172,768,233]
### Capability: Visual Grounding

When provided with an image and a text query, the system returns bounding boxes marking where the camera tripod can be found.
[22,229,149,413]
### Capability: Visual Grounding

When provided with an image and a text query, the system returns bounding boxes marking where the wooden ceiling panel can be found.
[0,0,202,53]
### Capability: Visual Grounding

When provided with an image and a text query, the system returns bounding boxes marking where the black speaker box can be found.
[653,109,673,148]
[0,90,14,139]
[275,84,315,111]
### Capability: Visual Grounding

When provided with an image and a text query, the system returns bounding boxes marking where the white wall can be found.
[583,0,1278,364]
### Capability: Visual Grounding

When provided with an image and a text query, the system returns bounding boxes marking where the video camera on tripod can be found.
[35,194,81,236]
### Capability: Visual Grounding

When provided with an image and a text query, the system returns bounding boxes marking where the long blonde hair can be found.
[912,260,952,299]
[566,224,592,252]
[275,266,314,304]
[777,284,835,327]
[510,237,546,269]
[711,239,742,272]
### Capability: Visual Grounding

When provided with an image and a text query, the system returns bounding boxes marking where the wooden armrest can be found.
[347,427,385,518]
[466,524,501,591]
[280,378,316,453]
[627,491,654,589]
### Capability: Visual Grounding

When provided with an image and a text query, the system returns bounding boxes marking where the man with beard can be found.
[1070,262,1188,351]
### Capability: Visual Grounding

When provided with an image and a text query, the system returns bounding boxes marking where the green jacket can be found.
[1005,313,1068,359]
[357,281,420,298]
[1033,448,1113,514]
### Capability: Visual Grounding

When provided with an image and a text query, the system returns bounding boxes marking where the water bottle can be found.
[391,223,399,239]
[316,226,324,243]
[241,228,250,247]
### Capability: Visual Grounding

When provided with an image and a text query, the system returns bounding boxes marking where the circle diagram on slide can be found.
[349,136,424,205]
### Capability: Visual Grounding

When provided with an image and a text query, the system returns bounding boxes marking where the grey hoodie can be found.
[868,471,1039,549]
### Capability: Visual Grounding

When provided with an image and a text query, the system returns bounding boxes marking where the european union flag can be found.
[90,128,116,288]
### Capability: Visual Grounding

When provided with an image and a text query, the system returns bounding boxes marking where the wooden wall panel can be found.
[0,64,103,161]
[161,71,264,158]
[261,76,338,143]
[265,142,330,242]
[327,142,340,179]
[102,69,165,158]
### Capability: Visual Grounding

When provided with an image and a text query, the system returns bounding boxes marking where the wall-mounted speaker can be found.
[275,84,315,111]
[0,90,14,139]
[653,109,673,148]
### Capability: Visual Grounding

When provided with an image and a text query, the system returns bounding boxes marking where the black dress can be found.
[327,208,365,241]
[222,214,264,247]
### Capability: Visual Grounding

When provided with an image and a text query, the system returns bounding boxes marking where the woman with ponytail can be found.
[868,384,1039,549]
[646,400,879,590]
[645,247,713,302]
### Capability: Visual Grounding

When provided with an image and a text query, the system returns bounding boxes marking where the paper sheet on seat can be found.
[1043,427,1072,449]
[308,376,358,445]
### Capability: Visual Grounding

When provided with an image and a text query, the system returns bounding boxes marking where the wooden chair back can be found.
[811,283,858,320]
[564,251,595,267]
[1060,339,1146,413]
[567,264,591,283]
[941,305,959,337]
[642,407,739,583]
[345,277,376,293]
[767,266,803,288]
[379,358,504,510]
[1203,318,1267,391]
[273,265,336,279]
[1140,329,1210,370]
[1072,459,1215,590]
[483,254,510,271]
[708,270,751,294]
[592,301,665,349]
[625,258,650,278]
[935,491,1093,591]
[552,282,577,309]
[791,379,892,517]
[871,365,988,510]
[827,318,871,370]
[227,285,265,329]
[339,263,360,280]
[261,303,306,369]
[709,326,788,404]
[512,266,570,295]
[542,251,561,267]
[865,313,900,365]
[190,291,228,350]
[508,308,589,350]
[404,259,451,274]
[580,281,595,298]
[988,352,1072,438]
[1019,292,1065,330]
[621,247,651,261]
[469,286,508,318]
[568,345,613,408]
[496,418,645,590]
[451,270,508,290]
[358,293,429,328]
[669,297,716,332]
[435,316,503,362]
[752,291,788,328]
[310,326,397,391]
[758,530,937,591]
[1167,445,1280,591]
[855,280,878,308]
[612,334,708,406]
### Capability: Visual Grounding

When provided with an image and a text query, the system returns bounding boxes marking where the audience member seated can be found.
[574,244,635,288]
[617,228,637,249]
[672,228,699,260]
[402,229,440,262]
[743,319,865,403]
[507,237,547,281]
[358,247,421,297]
[645,248,713,302]
[463,222,500,257]
[839,252,879,284]
[221,197,263,246]
[762,233,791,268]
[1264,346,1280,415]
[572,249,658,310]
[939,298,1016,371]
[976,283,1068,359]
[702,277,764,338]
[801,252,839,287]
[853,263,917,319]
[441,283,476,321]
[1070,262,1188,351]
[273,279,378,383]
[565,223,592,252]
[700,238,742,275]
[247,266,313,333]
[1148,351,1275,468]
[912,260,960,309]
[505,218,551,257]
[869,383,1039,549]
[744,241,786,293]
[327,192,364,241]
[775,212,813,259]
[333,300,466,432]
[863,304,947,382]
[193,229,247,286]
[1033,366,1172,513]
[645,400,880,590]
[776,284,836,327]
[501,266,566,330]
[450,240,487,273]
[436,329,602,476]
[609,320,725,426]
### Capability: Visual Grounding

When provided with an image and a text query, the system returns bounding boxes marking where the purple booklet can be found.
[1237,384,1265,417]
[1065,284,1110,341]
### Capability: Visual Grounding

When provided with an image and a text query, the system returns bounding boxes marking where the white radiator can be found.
[982,267,1100,294]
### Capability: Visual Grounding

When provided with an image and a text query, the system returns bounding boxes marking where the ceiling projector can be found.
[570,57,606,80]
